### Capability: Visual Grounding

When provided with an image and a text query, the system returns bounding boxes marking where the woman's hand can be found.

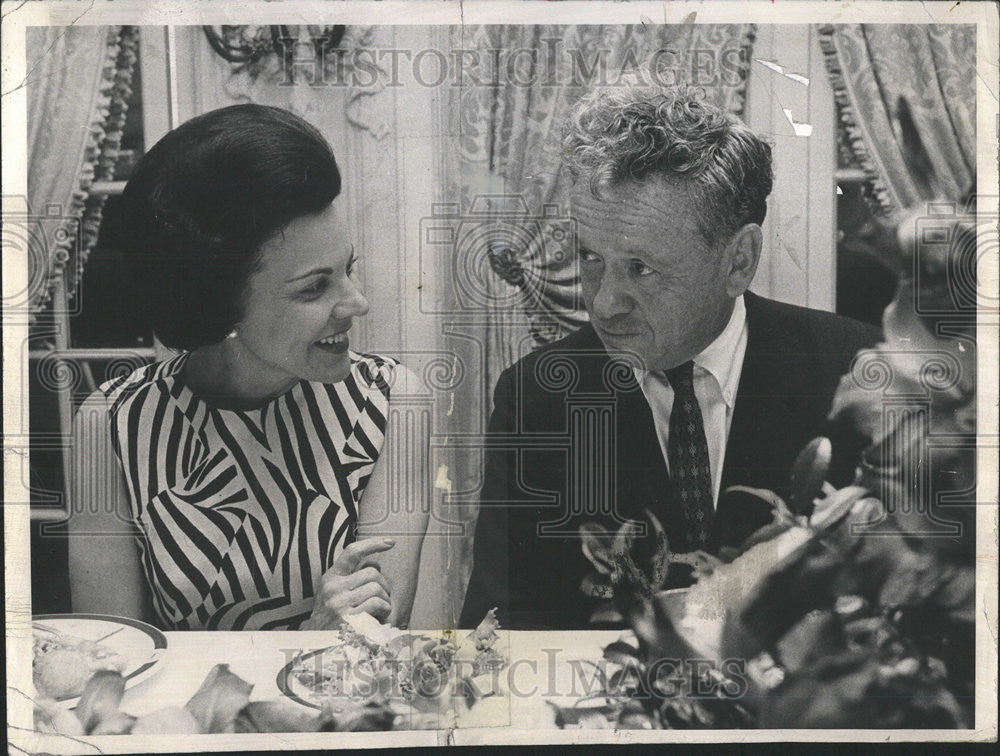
[302,538,396,630]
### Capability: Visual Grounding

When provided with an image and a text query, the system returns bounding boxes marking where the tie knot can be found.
[664,360,695,391]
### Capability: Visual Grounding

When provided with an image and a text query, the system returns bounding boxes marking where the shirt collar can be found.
[634,294,747,408]
[693,294,746,408]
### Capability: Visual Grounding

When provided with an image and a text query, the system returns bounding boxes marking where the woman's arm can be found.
[356,363,431,628]
[68,393,151,621]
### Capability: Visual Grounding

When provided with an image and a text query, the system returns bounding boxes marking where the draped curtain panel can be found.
[26,25,139,319]
[819,24,976,217]
[444,24,757,395]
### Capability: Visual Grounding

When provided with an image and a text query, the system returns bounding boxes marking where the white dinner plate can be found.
[33,613,168,705]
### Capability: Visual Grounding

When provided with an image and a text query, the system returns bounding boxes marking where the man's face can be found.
[572,178,737,372]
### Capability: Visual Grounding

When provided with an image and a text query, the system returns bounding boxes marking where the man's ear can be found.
[723,223,762,297]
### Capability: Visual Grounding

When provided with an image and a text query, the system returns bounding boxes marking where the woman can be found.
[69,104,429,631]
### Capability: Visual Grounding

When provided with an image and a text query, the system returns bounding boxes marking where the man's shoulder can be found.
[504,323,602,369]
[745,291,881,354]
[494,323,607,396]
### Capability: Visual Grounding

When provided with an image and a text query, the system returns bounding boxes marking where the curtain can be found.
[819,24,976,218]
[26,25,139,320]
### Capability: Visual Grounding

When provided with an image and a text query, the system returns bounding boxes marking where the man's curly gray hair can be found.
[562,85,773,245]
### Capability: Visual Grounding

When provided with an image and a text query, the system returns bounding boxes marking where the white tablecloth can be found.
[119,629,626,730]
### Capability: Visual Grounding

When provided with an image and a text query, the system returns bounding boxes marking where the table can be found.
[118,629,627,731]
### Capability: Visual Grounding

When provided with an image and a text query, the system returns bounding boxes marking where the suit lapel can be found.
[615,373,670,524]
[570,325,669,527]
[718,292,808,545]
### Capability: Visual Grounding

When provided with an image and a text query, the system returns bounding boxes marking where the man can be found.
[460,87,880,630]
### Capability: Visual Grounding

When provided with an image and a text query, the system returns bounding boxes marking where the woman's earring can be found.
[226,329,238,340]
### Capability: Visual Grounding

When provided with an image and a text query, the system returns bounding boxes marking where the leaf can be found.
[548,700,619,728]
[789,437,831,517]
[317,697,397,731]
[469,607,501,651]
[609,510,672,616]
[737,521,795,554]
[602,640,641,667]
[587,602,624,625]
[89,712,136,735]
[617,699,655,729]
[809,485,871,532]
[722,536,846,660]
[641,509,671,590]
[33,699,85,736]
[774,610,844,674]
[234,700,319,733]
[74,670,125,734]
[608,666,643,696]
[612,548,653,618]
[723,485,794,524]
[580,521,615,574]
[130,706,202,734]
[717,546,741,563]
[580,571,614,598]
[184,663,253,734]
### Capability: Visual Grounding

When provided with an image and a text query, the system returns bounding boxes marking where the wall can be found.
[744,24,837,311]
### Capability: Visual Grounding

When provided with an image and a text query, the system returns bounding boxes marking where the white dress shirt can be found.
[633,295,749,508]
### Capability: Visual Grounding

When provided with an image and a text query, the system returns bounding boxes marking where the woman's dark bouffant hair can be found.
[113,104,341,350]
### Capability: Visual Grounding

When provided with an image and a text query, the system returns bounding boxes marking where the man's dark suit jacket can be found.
[460,292,881,630]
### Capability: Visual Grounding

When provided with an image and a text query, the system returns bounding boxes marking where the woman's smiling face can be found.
[228,201,370,392]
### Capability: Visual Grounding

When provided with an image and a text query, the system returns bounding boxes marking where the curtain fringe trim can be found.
[32,26,139,320]
[73,26,140,303]
[816,24,897,219]
[732,23,757,119]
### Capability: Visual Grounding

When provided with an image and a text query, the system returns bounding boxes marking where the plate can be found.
[276,643,361,710]
[276,634,432,711]
[33,613,167,704]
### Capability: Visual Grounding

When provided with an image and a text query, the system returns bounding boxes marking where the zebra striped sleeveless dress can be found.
[101,351,397,631]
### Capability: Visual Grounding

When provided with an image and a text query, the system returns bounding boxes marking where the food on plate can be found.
[32,625,129,699]
[33,649,93,700]
[288,609,506,720]
[289,624,460,705]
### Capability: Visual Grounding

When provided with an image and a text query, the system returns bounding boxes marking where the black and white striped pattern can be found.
[101,352,396,630]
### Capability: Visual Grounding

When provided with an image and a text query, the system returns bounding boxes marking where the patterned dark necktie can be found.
[664,360,715,552]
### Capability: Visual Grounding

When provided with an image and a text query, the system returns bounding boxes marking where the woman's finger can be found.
[353,597,392,622]
[347,580,390,606]
[332,538,395,575]
[343,566,391,595]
